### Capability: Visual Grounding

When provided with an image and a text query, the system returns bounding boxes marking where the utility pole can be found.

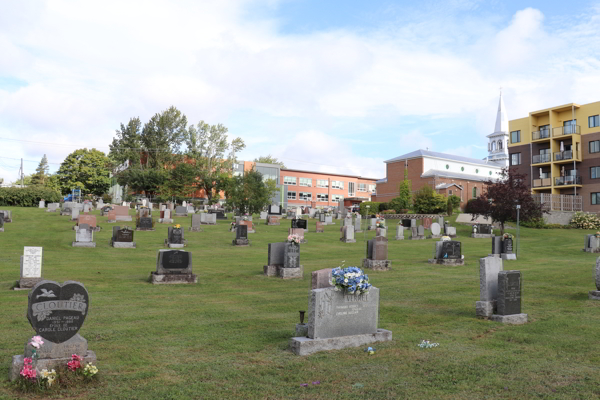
[20,158,24,187]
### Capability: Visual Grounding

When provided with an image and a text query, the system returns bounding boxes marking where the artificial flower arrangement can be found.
[502,233,514,240]
[17,336,98,392]
[376,220,386,228]
[595,231,600,238]
[330,264,372,295]
[287,234,301,245]
[441,236,451,241]
[242,216,248,221]
[173,224,181,229]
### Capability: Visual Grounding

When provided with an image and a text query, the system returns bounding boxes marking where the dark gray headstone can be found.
[27,280,89,344]
[367,239,374,259]
[497,270,521,315]
[236,224,248,239]
[373,236,388,260]
[268,242,286,266]
[0,214,4,228]
[503,238,513,254]
[116,227,134,242]
[169,227,184,244]
[402,219,411,228]
[156,249,192,274]
[296,219,307,230]
[441,241,461,259]
[112,226,120,242]
[175,206,187,215]
[492,236,502,254]
[138,217,153,229]
[479,224,492,234]
[319,213,326,222]
[284,243,300,268]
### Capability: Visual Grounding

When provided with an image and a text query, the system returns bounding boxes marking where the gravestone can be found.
[491,270,528,324]
[363,237,391,271]
[0,214,4,232]
[61,206,72,216]
[268,204,281,215]
[319,213,326,223]
[344,217,353,227]
[368,218,377,230]
[491,236,502,256]
[112,226,135,248]
[423,217,432,229]
[289,227,306,243]
[325,216,333,225]
[175,206,188,216]
[200,213,216,225]
[588,257,600,300]
[77,214,99,232]
[160,209,174,224]
[340,225,356,243]
[260,211,268,220]
[189,214,203,232]
[71,207,80,221]
[39,200,45,208]
[284,243,300,269]
[96,199,104,210]
[47,203,59,212]
[233,224,250,246]
[311,268,333,289]
[411,225,425,240]
[501,237,516,260]
[106,210,117,222]
[138,208,150,218]
[83,203,92,213]
[354,215,362,232]
[114,205,132,221]
[316,221,324,233]
[213,209,226,219]
[480,225,492,234]
[136,217,154,231]
[438,216,444,226]
[101,205,112,216]
[18,247,43,289]
[429,239,464,265]
[411,219,417,228]
[290,287,392,356]
[151,249,197,284]
[445,226,457,237]
[9,280,96,381]
[166,227,185,248]
[263,242,303,279]
[475,256,504,318]
[73,227,96,247]
[441,241,461,259]
[395,225,404,240]
[267,215,280,225]
[296,219,308,230]
[376,227,387,238]
[402,219,411,228]
[239,220,254,233]
[430,222,441,238]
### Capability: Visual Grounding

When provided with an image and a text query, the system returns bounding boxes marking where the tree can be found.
[225,169,278,215]
[141,106,188,169]
[30,154,50,185]
[412,186,447,214]
[469,168,544,234]
[253,155,286,168]
[109,117,143,168]
[185,120,245,203]
[162,162,198,199]
[55,149,112,196]
[116,167,167,200]
[390,169,412,211]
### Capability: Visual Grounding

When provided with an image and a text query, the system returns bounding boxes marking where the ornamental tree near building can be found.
[469,168,544,235]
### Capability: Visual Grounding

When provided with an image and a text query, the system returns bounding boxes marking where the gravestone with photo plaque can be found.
[150,249,197,284]
[491,270,528,324]
[9,280,97,381]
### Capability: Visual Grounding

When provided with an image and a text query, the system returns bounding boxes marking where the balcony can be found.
[552,125,581,137]
[554,150,578,162]
[532,129,551,141]
[532,178,552,188]
[532,154,551,164]
[555,175,582,186]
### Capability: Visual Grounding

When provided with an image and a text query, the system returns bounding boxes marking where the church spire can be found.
[494,89,509,134]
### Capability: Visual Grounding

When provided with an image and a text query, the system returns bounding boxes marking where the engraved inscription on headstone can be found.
[284,243,300,268]
[497,270,521,315]
[116,228,134,242]
[22,247,43,278]
[503,238,513,254]
[169,227,184,244]
[237,224,248,239]
[441,241,461,259]
[296,219,307,230]
[138,217,153,229]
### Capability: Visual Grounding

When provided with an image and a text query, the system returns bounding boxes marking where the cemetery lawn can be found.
[0,207,599,400]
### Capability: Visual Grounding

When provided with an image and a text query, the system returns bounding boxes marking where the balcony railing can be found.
[555,175,582,186]
[552,125,581,137]
[554,150,577,161]
[533,193,582,211]
[532,153,551,164]
[532,178,552,188]
[532,129,551,141]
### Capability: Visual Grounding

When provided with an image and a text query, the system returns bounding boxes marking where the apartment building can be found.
[508,100,600,211]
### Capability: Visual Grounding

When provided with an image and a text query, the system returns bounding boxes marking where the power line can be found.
[0,156,61,165]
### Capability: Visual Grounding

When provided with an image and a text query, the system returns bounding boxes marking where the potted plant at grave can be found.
[595,231,600,238]
[330,264,371,295]
[502,233,514,240]
[287,234,301,245]
[376,220,386,228]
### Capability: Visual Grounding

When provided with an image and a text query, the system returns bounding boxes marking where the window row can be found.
[287,192,343,202]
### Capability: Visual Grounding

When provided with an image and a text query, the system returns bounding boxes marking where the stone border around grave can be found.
[471,234,494,239]
[72,242,97,248]
[150,272,198,284]
[263,265,304,279]
[289,329,392,356]
[362,259,391,271]
[490,313,528,325]
[232,239,250,246]
[112,242,136,248]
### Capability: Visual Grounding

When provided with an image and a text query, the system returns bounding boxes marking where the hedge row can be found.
[0,186,62,207]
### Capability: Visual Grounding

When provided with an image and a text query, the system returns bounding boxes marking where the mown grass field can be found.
[0,206,599,399]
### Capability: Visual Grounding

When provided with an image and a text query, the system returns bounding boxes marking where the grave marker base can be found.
[115,216,133,222]
[232,239,250,246]
[588,290,600,300]
[158,218,174,224]
[490,313,528,325]
[394,236,404,240]
[189,227,203,232]
[112,241,136,248]
[501,253,517,260]
[340,238,356,243]
[427,235,442,239]
[17,277,42,289]
[72,242,96,248]
[410,236,426,240]
[150,272,198,284]
[10,352,97,381]
[475,301,496,318]
[168,243,184,249]
[290,329,392,356]
[263,265,303,279]
[428,258,465,266]
[471,234,494,239]
[362,259,391,271]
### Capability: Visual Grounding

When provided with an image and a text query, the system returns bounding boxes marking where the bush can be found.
[447,195,461,209]
[359,202,381,217]
[378,203,388,212]
[381,210,396,214]
[570,212,600,230]
[412,186,446,214]
[0,186,62,207]
[102,193,112,203]
[447,199,453,216]
[520,217,547,229]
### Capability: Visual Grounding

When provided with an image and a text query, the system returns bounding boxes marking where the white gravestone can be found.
[22,247,43,278]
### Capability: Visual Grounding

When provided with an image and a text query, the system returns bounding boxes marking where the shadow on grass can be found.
[569,292,591,301]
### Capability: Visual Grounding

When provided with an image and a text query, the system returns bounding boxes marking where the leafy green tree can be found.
[185,120,245,203]
[162,162,198,199]
[109,117,143,167]
[389,169,412,212]
[225,169,278,215]
[412,186,447,214]
[30,154,50,185]
[55,149,112,196]
[116,167,167,200]
[448,194,461,209]
[141,106,188,169]
[253,155,286,168]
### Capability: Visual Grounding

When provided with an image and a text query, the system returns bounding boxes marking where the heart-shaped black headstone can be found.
[27,280,89,344]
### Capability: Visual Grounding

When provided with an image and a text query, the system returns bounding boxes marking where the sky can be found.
[1,0,600,183]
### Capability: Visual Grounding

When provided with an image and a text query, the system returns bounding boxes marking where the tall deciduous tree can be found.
[55,149,112,196]
[469,168,544,234]
[390,168,412,211]
[253,155,286,168]
[162,162,198,199]
[185,120,245,203]
[225,169,278,215]
[412,185,447,214]
[109,117,143,167]
[141,106,188,169]
[30,154,50,185]
[116,167,167,200]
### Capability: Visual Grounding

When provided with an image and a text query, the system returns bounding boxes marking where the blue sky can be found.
[1,0,600,182]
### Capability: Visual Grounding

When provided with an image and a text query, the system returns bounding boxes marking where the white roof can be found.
[385,149,498,168]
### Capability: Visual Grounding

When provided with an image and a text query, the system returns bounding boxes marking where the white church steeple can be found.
[485,90,510,167]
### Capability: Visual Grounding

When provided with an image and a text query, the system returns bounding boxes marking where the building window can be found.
[511,153,521,166]
[511,130,521,143]
[316,193,328,202]
[593,193,600,205]
[331,180,344,190]
[358,183,366,192]
[287,191,296,200]
[449,189,453,195]
[368,184,376,193]
[591,167,600,179]
[498,140,503,150]
[299,178,312,187]
[472,187,477,199]
[348,182,355,197]
[299,192,312,200]
[331,195,343,203]
[284,176,296,185]
[461,166,464,171]
[489,171,492,175]
[316,179,328,188]
[590,141,600,154]
[590,115,600,128]
[445,164,449,169]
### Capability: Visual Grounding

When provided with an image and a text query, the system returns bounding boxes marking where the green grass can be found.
[0,207,599,399]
